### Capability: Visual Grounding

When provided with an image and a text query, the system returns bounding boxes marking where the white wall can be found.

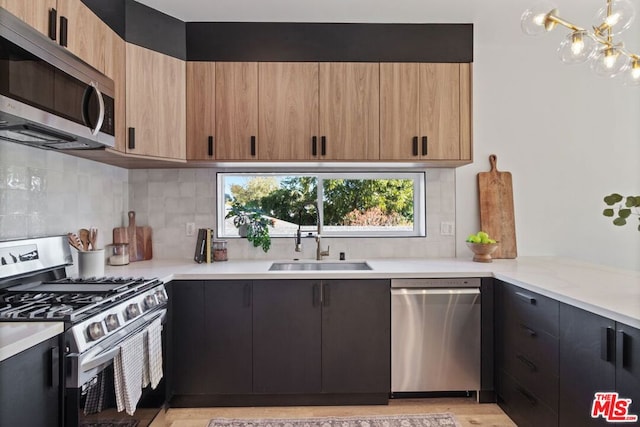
[456,1,640,270]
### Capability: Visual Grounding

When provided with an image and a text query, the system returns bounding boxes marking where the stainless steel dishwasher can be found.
[391,278,481,393]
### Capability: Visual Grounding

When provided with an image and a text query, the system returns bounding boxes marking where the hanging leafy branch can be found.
[603,193,640,231]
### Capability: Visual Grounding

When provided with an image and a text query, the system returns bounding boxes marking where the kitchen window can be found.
[217,172,426,238]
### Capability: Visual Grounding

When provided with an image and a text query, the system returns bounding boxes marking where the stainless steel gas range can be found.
[0,235,167,427]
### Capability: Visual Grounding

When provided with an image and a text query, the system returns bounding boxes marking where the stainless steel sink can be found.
[269,261,372,271]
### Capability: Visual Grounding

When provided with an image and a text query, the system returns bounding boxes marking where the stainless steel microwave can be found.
[0,7,115,150]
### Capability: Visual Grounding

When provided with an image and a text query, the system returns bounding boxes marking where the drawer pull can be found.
[516,386,538,406]
[515,291,536,305]
[521,324,538,337]
[516,353,538,372]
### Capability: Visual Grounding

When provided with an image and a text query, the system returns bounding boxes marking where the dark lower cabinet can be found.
[204,281,253,394]
[253,280,322,393]
[559,304,640,427]
[0,335,62,427]
[322,279,390,394]
[169,279,390,405]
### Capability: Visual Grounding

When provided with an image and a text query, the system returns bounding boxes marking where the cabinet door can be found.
[258,62,319,160]
[0,335,61,427]
[105,29,127,153]
[253,280,321,393]
[56,0,110,74]
[322,280,390,393]
[0,0,55,37]
[186,62,216,160]
[616,323,640,418]
[169,281,207,395]
[379,63,420,160]
[420,63,461,160]
[126,43,186,159]
[559,303,616,426]
[204,281,253,394]
[319,62,380,160]
[215,62,258,160]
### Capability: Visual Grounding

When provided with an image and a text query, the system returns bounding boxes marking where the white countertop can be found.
[104,256,640,329]
[0,322,64,362]
[2,256,638,362]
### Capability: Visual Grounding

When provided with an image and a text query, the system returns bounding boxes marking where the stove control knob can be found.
[87,322,105,341]
[104,314,120,331]
[143,295,157,311]
[125,303,140,320]
[155,290,167,304]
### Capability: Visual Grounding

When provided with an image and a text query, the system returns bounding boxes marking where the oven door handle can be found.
[81,310,165,372]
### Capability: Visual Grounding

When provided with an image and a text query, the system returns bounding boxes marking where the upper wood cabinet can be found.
[258,62,319,161]
[0,0,56,37]
[186,62,216,161]
[318,63,380,160]
[126,43,186,160]
[215,62,259,161]
[380,63,472,161]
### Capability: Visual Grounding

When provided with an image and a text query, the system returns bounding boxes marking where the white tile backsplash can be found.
[0,141,129,250]
[1,140,457,261]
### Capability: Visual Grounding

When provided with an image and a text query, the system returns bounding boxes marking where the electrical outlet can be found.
[186,222,196,236]
[440,222,455,236]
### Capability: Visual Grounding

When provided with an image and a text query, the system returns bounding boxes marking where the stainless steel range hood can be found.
[0,8,116,150]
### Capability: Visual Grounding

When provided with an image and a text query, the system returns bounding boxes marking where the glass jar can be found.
[212,240,228,261]
[107,243,129,266]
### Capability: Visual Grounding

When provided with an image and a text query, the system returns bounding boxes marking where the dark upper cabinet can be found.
[321,279,390,394]
[0,335,62,427]
[252,280,322,393]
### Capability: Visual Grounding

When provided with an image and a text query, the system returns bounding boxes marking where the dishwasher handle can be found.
[391,288,480,296]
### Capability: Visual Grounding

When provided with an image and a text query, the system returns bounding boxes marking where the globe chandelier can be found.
[521,0,640,86]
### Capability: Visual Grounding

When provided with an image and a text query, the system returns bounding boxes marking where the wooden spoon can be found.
[79,229,90,251]
[67,233,84,251]
[88,227,98,251]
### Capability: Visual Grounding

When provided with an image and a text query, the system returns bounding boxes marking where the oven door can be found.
[65,309,166,427]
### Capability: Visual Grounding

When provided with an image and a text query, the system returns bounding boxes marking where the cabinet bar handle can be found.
[601,327,614,362]
[515,291,536,305]
[422,136,428,156]
[250,136,256,156]
[321,136,326,156]
[322,283,330,307]
[208,136,214,156]
[128,127,135,150]
[50,346,59,388]
[617,330,629,368]
[516,353,537,372]
[412,136,418,156]
[312,136,317,156]
[59,15,68,47]
[48,9,57,40]
[516,386,537,406]
[243,283,251,307]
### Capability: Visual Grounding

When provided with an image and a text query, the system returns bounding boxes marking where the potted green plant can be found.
[225,203,275,252]
[602,193,640,231]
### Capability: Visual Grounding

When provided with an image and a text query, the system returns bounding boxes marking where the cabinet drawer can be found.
[497,370,558,427]
[499,281,559,338]
[499,341,558,411]
[500,317,559,376]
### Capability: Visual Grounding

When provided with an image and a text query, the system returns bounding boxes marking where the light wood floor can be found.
[165,397,517,427]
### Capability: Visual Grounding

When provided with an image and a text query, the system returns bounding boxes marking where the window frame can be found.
[216,171,426,239]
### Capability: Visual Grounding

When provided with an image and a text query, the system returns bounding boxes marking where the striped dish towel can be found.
[144,316,164,389]
[83,371,106,415]
[114,331,144,416]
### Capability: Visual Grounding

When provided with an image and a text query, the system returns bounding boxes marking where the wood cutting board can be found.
[112,211,152,262]
[477,154,517,259]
